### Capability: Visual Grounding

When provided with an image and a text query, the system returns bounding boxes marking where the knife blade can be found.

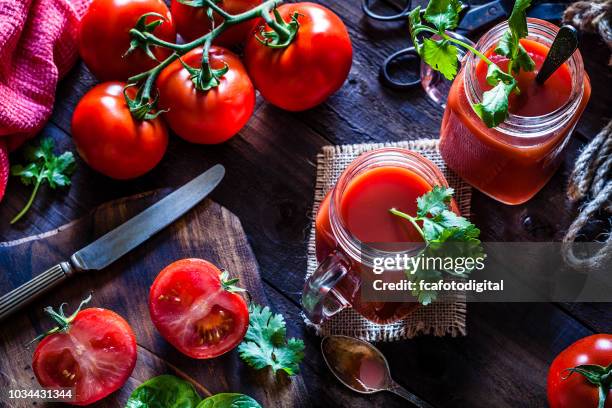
[0,164,225,320]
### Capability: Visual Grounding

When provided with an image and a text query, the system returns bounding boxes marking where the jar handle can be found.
[302,251,352,324]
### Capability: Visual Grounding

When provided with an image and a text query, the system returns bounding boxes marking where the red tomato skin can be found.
[243,2,352,111]
[171,0,260,46]
[32,308,137,406]
[149,259,249,359]
[71,82,169,179]
[157,47,255,144]
[79,0,176,81]
[547,334,612,408]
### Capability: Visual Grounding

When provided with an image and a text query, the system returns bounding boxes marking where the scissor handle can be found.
[361,0,413,21]
[379,47,422,91]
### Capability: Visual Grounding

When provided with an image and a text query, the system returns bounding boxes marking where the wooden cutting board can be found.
[0,190,309,408]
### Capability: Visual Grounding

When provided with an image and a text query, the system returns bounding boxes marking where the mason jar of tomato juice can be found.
[302,148,458,325]
[440,19,591,205]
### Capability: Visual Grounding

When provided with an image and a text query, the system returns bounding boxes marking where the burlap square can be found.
[304,139,471,341]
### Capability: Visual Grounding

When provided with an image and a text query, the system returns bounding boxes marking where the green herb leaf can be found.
[10,138,76,224]
[408,6,424,53]
[238,304,305,376]
[514,43,536,72]
[485,63,515,86]
[196,393,262,408]
[125,375,201,408]
[390,187,484,304]
[473,81,517,127]
[508,0,531,39]
[423,0,463,31]
[422,38,459,81]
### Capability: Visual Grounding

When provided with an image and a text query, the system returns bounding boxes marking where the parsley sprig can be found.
[390,186,483,304]
[10,138,75,224]
[409,0,536,127]
[238,304,305,376]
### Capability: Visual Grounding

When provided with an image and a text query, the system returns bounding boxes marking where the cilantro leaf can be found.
[423,0,463,31]
[508,0,531,39]
[485,63,515,86]
[390,186,484,304]
[408,6,424,54]
[422,38,459,81]
[10,138,75,224]
[238,304,304,376]
[473,81,516,128]
[514,43,536,72]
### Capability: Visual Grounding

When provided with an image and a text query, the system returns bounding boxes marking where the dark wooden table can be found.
[1,1,610,407]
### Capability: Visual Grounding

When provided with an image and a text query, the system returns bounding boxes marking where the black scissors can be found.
[363,0,567,90]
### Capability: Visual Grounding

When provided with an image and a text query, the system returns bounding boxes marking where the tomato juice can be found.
[440,19,591,205]
[307,149,455,324]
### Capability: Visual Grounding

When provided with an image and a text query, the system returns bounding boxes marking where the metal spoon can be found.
[535,25,579,84]
[321,335,435,408]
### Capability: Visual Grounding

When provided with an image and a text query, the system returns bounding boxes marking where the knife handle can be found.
[0,262,74,320]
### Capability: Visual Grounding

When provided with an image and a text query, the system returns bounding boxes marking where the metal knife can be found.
[0,164,225,320]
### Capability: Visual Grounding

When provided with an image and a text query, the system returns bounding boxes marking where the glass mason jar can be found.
[440,19,591,205]
[302,148,457,325]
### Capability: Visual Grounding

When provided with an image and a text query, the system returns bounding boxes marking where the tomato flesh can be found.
[149,259,249,359]
[32,308,137,406]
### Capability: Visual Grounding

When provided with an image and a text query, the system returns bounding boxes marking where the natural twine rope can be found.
[562,120,612,271]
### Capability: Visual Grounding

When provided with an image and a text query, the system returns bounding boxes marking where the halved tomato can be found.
[32,307,137,406]
[149,259,249,359]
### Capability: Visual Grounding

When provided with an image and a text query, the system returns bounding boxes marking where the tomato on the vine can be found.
[157,47,255,144]
[171,0,260,46]
[244,2,352,111]
[32,303,137,406]
[71,82,168,179]
[547,334,612,408]
[149,258,249,359]
[79,0,176,81]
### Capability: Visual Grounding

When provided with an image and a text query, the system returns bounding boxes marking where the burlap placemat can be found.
[304,139,471,341]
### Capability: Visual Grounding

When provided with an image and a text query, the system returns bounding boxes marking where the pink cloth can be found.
[0,0,91,201]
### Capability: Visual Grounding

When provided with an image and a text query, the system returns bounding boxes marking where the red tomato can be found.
[79,0,176,81]
[171,0,261,46]
[32,308,137,406]
[149,259,249,359]
[71,82,168,179]
[157,47,255,144]
[547,334,612,408]
[244,2,352,111]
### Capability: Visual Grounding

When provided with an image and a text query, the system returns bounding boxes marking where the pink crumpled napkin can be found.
[0,0,91,201]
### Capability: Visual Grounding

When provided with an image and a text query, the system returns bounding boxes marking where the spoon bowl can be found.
[321,335,435,407]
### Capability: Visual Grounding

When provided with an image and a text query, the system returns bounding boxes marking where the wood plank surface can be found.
[0,0,610,407]
[0,193,310,407]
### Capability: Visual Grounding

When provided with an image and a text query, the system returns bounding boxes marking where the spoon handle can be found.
[387,380,436,408]
[535,25,579,85]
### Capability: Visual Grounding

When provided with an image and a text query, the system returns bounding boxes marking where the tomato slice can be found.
[149,259,249,359]
[32,308,137,406]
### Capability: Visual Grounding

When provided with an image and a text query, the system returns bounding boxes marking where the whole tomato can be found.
[547,334,612,408]
[157,47,255,144]
[244,2,352,111]
[79,0,176,81]
[71,82,168,179]
[149,258,249,359]
[33,302,137,406]
[171,0,261,46]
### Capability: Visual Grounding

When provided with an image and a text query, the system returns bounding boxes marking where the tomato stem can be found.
[124,0,284,119]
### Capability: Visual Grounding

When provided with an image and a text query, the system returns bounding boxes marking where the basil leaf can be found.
[422,38,459,81]
[423,0,463,31]
[125,375,201,408]
[196,393,262,408]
